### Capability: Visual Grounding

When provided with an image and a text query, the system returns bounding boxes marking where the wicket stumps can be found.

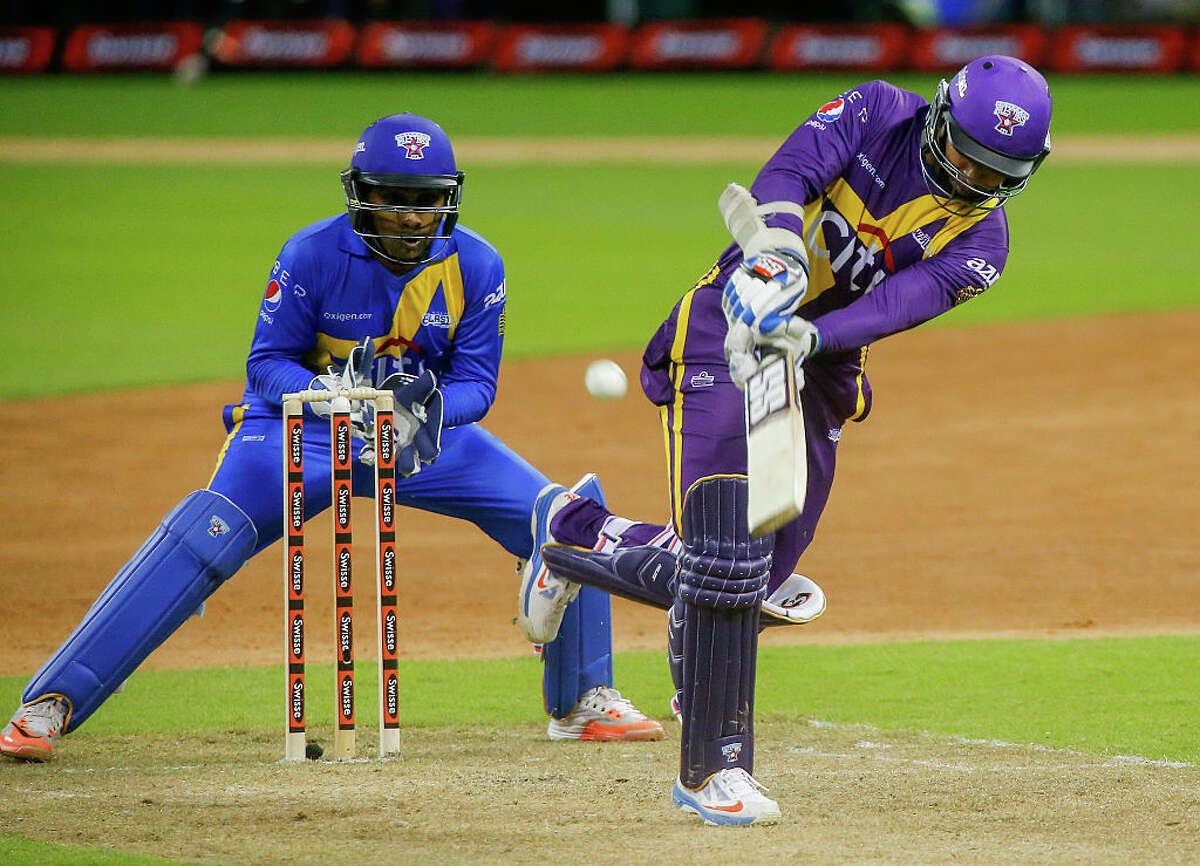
[282,387,401,761]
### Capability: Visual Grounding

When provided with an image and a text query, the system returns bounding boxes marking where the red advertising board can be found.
[359,20,493,68]
[629,19,767,70]
[492,24,627,72]
[1049,25,1186,73]
[769,24,908,71]
[910,25,1047,70]
[62,22,203,71]
[0,27,55,73]
[213,19,355,68]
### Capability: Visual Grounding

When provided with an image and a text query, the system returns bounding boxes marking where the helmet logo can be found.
[955,69,968,98]
[817,97,844,122]
[993,100,1030,136]
[394,131,432,159]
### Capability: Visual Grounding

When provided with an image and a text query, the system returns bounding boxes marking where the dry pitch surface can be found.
[3,721,1197,864]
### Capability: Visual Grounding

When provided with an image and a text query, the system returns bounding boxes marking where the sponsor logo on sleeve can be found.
[263,279,283,313]
[963,256,999,286]
[483,279,507,309]
[816,96,845,122]
[395,131,431,159]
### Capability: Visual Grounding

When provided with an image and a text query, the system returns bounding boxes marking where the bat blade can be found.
[744,350,807,537]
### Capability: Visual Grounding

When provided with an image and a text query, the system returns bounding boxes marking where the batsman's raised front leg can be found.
[522,474,664,742]
[1,490,257,762]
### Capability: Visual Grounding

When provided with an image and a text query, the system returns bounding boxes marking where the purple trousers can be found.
[557,282,871,585]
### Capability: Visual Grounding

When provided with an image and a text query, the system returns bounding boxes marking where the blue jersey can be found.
[241,214,507,428]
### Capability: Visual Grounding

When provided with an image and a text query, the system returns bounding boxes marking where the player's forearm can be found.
[438,378,495,427]
[247,355,316,407]
[811,280,952,353]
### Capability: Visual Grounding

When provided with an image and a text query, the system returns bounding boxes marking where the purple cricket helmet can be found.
[340,113,465,265]
[920,55,1052,215]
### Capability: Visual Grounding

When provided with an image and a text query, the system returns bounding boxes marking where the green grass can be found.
[0,72,1198,138]
[3,636,1197,764]
[1,156,1196,398]
[0,836,199,866]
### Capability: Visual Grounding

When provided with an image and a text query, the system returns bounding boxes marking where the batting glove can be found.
[721,248,810,339]
[757,315,821,363]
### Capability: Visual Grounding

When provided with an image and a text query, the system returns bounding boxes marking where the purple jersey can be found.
[632,79,1016,577]
[717,79,1009,355]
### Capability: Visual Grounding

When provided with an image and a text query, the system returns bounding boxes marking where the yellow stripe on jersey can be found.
[382,252,466,359]
[801,180,994,301]
[307,253,467,368]
[664,288,698,532]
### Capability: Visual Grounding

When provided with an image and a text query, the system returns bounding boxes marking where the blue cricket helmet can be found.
[340,113,465,265]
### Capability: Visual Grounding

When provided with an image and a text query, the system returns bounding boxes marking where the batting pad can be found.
[23,489,257,732]
[674,476,770,787]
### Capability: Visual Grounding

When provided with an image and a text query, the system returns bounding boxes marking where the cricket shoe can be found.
[547,686,665,742]
[0,696,70,762]
[517,476,598,643]
[673,768,781,826]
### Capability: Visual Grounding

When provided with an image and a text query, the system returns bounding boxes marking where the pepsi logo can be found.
[817,98,845,122]
[263,279,283,312]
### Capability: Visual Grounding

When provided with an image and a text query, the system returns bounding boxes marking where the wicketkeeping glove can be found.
[360,370,444,477]
[307,336,375,437]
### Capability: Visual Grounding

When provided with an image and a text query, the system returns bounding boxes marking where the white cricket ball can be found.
[584,359,627,400]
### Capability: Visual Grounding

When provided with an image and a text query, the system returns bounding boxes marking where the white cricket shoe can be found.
[0,697,70,762]
[673,768,781,826]
[517,479,592,643]
[547,686,665,742]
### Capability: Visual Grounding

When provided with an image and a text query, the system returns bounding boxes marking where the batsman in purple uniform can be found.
[1,113,662,763]
[520,56,1053,824]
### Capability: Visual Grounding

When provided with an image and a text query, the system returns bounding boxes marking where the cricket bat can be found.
[719,182,809,537]
[743,348,807,537]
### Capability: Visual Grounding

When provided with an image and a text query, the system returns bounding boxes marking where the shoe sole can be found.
[672,785,781,827]
[547,719,666,742]
[0,742,53,762]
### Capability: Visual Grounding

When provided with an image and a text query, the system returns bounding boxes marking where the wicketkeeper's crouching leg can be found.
[0,490,257,761]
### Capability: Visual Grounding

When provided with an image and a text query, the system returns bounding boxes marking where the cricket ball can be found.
[584,359,627,400]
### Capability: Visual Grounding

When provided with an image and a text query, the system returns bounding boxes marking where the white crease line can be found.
[796,719,1196,770]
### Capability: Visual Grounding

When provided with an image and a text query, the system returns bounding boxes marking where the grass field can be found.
[2,71,1199,862]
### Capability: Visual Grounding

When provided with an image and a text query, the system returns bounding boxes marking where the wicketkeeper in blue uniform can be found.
[1,113,662,762]
[519,56,1054,824]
